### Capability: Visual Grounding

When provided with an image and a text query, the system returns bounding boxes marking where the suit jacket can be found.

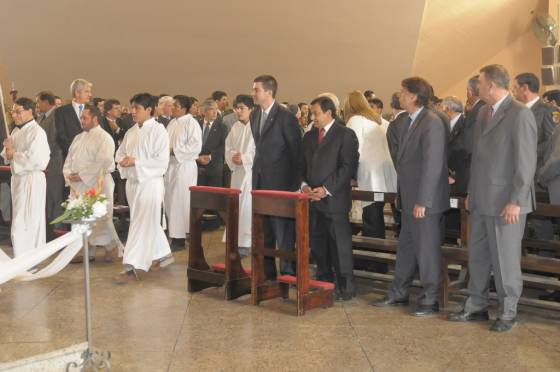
[464,99,485,154]
[531,98,555,171]
[397,107,449,215]
[386,111,409,166]
[251,102,302,191]
[301,123,359,214]
[100,116,130,150]
[38,109,64,176]
[55,103,82,157]
[156,115,172,127]
[198,118,227,178]
[469,94,537,216]
[538,124,560,204]
[448,114,470,195]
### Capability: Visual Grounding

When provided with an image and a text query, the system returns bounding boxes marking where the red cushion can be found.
[0,166,10,172]
[211,263,251,275]
[251,190,309,200]
[190,186,241,195]
[277,275,335,290]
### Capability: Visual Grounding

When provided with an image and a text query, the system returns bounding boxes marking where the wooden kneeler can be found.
[251,190,335,316]
[187,185,251,300]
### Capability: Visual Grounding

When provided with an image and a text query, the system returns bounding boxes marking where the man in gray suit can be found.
[35,91,65,240]
[374,77,449,316]
[448,64,537,332]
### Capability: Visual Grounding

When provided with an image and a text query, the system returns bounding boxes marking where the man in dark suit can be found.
[374,77,449,316]
[156,95,174,127]
[197,99,227,187]
[442,96,469,195]
[55,78,92,158]
[301,96,359,300]
[100,99,130,150]
[448,65,537,332]
[464,75,485,154]
[251,75,302,279]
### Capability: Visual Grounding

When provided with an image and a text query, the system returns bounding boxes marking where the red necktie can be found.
[487,106,493,123]
[318,128,325,144]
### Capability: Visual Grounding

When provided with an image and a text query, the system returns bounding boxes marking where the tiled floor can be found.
[1,228,559,371]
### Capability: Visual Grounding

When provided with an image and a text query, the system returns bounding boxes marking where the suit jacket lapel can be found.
[398,108,425,162]
[259,102,278,139]
[316,124,337,151]
[482,95,512,137]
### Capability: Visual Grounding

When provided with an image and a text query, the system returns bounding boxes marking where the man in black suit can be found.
[100,99,130,150]
[301,96,359,301]
[156,96,174,127]
[251,75,302,279]
[464,75,485,154]
[442,96,468,195]
[374,77,449,316]
[197,99,227,187]
[55,78,92,158]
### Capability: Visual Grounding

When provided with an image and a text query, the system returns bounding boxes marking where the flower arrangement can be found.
[51,171,108,224]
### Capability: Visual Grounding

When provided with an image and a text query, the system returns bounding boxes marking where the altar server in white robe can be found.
[63,104,124,262]
[114,93,172,284]
[164,95,202,251]
[1,97,50,258]
[344,91,397,239]
[223,95,256,257]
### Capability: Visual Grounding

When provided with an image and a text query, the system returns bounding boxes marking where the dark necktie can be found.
[203,122,210,143]
[318,128,326,144]
[487,106,493,124]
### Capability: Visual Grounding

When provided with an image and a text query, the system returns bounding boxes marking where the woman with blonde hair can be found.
[344,90,397,240]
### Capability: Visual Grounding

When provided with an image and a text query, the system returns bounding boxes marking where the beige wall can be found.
[0,0,425,107]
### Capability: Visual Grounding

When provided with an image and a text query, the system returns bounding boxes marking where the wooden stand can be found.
[187,186,251,300]
[251,190,334,316]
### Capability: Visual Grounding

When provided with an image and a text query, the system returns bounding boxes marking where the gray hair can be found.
[70,78,92,97]
[442,96,463,113]
[318,92,340,111]
[480,64,510,90]
[467,75,479,96]
[201,99,217,111]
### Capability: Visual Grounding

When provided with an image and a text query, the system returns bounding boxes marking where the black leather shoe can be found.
[490,318,516,332]
[413,303,439,316]
[170,238,186,252]
[447,310,489,322]
[539,291,560,302]
[335,276,355,301]
[373,296,409,307]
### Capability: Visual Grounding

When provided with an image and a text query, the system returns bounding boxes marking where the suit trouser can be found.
[464,213,526,320]
[263,215,296,279]
[362,202,385,239]
[310,206,354,279]
[390,212,443,305]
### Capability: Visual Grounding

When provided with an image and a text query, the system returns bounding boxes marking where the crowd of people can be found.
[2,63,560,333]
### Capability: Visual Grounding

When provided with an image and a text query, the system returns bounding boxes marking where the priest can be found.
[1,97,50,258]
[164,95,202,251]
[63,104,123,263]
[114,93,173,284]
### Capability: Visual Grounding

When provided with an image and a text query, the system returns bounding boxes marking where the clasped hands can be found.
[198,155,211,165]
[119,156,136,167]
[3,138,14,160]
[232,152,242,166]
[302,185,327,201]
[465,196,521,224]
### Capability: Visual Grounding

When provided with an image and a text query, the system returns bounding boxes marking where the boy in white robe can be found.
[223,95,255,257]
[1,97,50,258]
[114,93,172,284]
[164,95,202,251]
[63,104,123,262]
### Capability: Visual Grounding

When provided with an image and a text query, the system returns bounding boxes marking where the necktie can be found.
[203,122,210,143]
[259,110,268,134]
[78,104,84,117]
[401,117,413,145]
[487,106,493,124]
[318,128,326,144]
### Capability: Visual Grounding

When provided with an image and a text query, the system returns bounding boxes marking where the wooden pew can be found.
[186,186,251,300]
[251,190,334,316]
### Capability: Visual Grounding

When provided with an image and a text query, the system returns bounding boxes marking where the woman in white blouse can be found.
[344,91,397,239]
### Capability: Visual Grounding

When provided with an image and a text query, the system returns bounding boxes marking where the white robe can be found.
[164,114,202,238]
[1,120,50,257]
[116,118,171,271]
[223,121,255,247]
[347,115,397,208]
[63,125,123,251]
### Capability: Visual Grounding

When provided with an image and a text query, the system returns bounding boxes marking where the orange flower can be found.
[86,187,97,197]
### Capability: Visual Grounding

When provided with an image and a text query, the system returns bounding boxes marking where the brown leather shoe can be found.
[112,269,138,285]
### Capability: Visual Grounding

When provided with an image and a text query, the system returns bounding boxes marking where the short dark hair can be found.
[390,92,401,110]
[298,102,308,109]
[364,90,375,99]
[54,95,61,100]
[173,95,192,112]
[36,91,56,105]
[468,75,480,96]
[130,93,157,116]
[104,98,120,112]
[310,96,336,118]
[544,89,560,106]
[15,97,35,116]
[254,75,278,98]
[92,97,105,106]
[515,72,540,93]
[480,64,510,90]
[211,91,227,101]
[190,96,198,103]
[401,77,433,107]
[83,103,103,122]
[369,97,384,110]
[234,94,254,109]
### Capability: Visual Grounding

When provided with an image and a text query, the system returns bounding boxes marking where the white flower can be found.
[92,201,107,218]
[67,198,82,210]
